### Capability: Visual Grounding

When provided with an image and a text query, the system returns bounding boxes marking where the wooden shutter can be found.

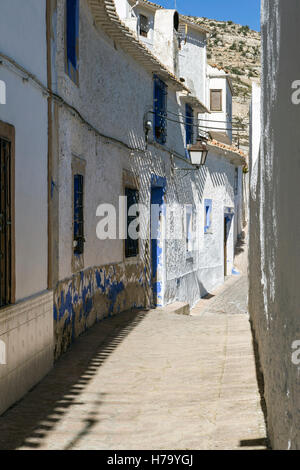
[210,90,222,111]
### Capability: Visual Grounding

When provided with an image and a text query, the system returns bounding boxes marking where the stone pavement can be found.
[0,275,267,450]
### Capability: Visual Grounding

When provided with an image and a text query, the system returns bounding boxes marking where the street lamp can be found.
[187,136,208,167]
[171,136,209,174]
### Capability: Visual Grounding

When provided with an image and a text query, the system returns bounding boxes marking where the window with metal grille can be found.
[153,76,168,145]
[125,187,139,258]
[0,138,12,307]
[74,174,84,255]
[210,89,222,112]
[139,14,149,37]
[185,104,194,148]
[66,0,79,83]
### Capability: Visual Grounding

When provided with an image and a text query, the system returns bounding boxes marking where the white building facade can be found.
[47,0,246,358]
[0,0,53,415]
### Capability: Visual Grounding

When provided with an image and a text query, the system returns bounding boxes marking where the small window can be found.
[139,14,149,38]
[204,199,212,234]
[74,174,84,255]
[125,187,139,258]
[174,12,179,32]
[185,204,193,254]
[154,76,168,145]
[185,104,194,148]
[210,90,222,112]
[234,167,239,196]
[66,0,79,83]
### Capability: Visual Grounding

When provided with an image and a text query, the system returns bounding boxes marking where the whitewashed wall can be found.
[0,0,48,300]
[178,27,207,104]
[205,65,233,141]
[0,0,53,416]
[249,0,300,450]
[53,0,244,356]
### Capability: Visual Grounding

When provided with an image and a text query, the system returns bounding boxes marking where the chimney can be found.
[153,9,180,76]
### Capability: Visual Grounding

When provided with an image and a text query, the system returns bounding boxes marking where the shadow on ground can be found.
[0,309,147,450]
[239,438,269,450]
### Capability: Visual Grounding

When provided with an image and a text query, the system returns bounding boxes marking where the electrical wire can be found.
[150,110,248,134]
[166,108,249,126]
[0,51,247,159]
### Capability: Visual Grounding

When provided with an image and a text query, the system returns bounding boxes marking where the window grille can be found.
[153,76,168,145]
[74,174,84,255]
[125,187,139,258]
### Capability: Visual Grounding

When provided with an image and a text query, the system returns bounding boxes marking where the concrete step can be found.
[163,302,190,316]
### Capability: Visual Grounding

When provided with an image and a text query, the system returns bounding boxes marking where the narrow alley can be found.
[0,252,267,450]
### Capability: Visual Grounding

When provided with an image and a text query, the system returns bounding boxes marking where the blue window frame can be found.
[153,76,167,145]
[66,0,79,82]
[185,104,194,147]
[204,199,212,234]
[74,174,84,255]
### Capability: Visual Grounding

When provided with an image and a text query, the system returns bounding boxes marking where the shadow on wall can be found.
[249,320,271,450]
[235,229,247,256]
[0,309,147,450]
[210,168,227,188]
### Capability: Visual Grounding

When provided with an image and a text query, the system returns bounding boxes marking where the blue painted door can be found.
[224,215,232,276]
[151,187,164,307]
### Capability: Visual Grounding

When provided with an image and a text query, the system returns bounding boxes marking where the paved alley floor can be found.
[0,275,267,450]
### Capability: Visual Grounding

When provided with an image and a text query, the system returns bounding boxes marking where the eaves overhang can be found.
[179,92,210,114]
[88,0,190,92]
[207,139,247,166]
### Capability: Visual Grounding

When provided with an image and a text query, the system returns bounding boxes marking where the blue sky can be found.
[153,0,261,31]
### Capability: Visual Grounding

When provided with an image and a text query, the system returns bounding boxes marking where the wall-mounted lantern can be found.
[172,136,209,173]
[144,119,153,148]
[187,136,208,167]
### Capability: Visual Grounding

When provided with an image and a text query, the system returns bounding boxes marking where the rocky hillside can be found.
[190,17,261,151]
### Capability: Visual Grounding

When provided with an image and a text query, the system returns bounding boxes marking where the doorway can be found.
[151,186,164,307]
[224,214,233,277]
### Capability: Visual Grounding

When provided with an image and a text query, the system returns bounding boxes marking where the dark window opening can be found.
[66,0,79,82]
[125,187,139,258]
[74,174,84,255]
[154,76,168,145]
[174,11,179,31]
[139,14,149,37]
[185,104,194,149]
[0,138,12,307]
[210,89,222,112]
